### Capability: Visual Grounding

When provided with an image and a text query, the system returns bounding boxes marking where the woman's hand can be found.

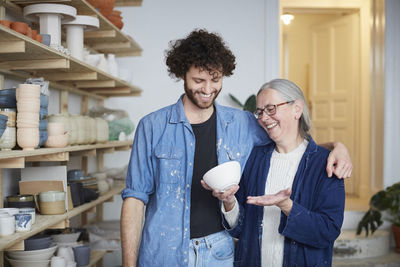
[247,188,293,216]
[201,180,239,212]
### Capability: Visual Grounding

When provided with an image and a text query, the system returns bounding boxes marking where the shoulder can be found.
[139,104,174,125]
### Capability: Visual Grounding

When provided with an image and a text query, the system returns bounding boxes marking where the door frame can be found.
[279,0,384,210]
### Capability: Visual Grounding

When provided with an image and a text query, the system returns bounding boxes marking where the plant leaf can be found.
[229,94,244,108]
[243,95,256,113]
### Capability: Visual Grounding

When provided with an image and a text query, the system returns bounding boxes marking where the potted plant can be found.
[229,94,256,113]
[357,181,400,252]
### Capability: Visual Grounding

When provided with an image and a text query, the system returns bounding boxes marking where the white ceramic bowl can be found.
[0,208,20,216]
[6,256,50,267]
[6,244,57,261]
[203,161,241,192]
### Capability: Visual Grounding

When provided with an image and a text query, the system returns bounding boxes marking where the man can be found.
[121,29,352,267]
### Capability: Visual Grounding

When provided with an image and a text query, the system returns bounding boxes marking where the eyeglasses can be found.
[253,101,293,119]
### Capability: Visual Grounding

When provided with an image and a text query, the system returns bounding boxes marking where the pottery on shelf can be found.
[23,4,77,46]
[17,127,39,150]
[62,15,99,61]
[0,20,12,28]
[44,132,68,148]
[10,21,29,35]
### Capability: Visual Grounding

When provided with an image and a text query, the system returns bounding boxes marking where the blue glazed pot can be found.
[0,114,8,138]
[38,130,48,147]
[40,94,49,108]
[39,119,48,131]
[39,107,48,120]
[0,89,16,108]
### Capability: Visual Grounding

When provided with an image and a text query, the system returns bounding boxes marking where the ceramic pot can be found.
[10,21,28,35]
[69,115,78,145]
[7,194,35,209]
[17,99,40,113]
[26,26,32,38]
[0,88,17,108]
[47,122,65,136]
[19,207,36,224]
[392,225,400,253]
[95,117,108,143]
[16,84,41,99]
[51,256,66,267]
[14,213,32,232]
[0,126,16,150]
[17,111,40,124]
[0,108,16,127]
[0,214,15,236]
[42,34,51,46]
[0,20,12,28]
[17,127,39,150]
[36,34,43,43]
[45,133,68,148]
[72,245,90,267]
[31,29,37,39]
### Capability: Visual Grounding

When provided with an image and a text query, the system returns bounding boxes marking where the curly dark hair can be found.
[165,29,236,80]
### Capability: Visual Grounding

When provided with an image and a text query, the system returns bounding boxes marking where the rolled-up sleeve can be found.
[121,118,155,204]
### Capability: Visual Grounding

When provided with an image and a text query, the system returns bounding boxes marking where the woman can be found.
[204,79,345,266]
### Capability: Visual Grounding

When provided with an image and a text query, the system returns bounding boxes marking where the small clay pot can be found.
[26,27,32,38]
[10,22,28,35]
[36,34,42,43]
[31,29,37,40]
[0,20,12,28]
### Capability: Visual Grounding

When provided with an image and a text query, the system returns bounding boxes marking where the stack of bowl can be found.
[0,89,17,150]
[48,114,70,145]
[0,114,8,139]
[38,94,49,147]
[6,234,57,267]
[45,122,68,148]
[16,84,40,150]
[67,169,99,203]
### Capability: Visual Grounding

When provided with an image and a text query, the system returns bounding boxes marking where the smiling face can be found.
[256,88,302,148]
[183,65,222,110]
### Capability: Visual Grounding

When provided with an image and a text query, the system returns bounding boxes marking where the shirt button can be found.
[292,241,296,245]
[195,241,199,245]
[189,162,192,166]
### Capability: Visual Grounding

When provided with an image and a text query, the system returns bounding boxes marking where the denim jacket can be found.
[223,137,345,267]
[122,96,270,267]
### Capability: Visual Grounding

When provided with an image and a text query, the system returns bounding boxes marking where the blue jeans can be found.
[188,230,234,267]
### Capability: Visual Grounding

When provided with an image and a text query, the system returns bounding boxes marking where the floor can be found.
[333,250,400,267]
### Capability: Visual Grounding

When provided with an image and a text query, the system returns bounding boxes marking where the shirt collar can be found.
[169,94,235,126]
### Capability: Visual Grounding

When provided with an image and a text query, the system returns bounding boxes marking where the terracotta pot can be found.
[392,224,400,253]
[31,29,37,40]
[10,22,28,35]
[26,27,32,38]
[0,20,12,28]
[36,34,42,43]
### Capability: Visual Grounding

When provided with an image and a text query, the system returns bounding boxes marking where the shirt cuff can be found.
[221,199,239,228]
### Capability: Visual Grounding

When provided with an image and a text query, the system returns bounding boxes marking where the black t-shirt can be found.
[190,108,223,238]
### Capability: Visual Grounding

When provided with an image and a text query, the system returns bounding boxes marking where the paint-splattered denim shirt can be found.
[122,96,270,266]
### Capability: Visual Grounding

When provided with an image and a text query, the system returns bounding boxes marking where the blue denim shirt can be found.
[122,96,270,267]
[224,137,345,267]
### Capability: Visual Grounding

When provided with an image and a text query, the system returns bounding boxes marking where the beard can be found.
[184,80,221,109]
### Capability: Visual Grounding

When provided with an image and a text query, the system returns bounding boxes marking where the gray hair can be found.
[257,78,311,139]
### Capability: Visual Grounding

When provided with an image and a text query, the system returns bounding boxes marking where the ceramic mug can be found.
[0,214,15,236]
[14,213,32,232]
[57,246,74,262]
[72,245,90,267]
[51,256,66,267]
[19,207,35,224]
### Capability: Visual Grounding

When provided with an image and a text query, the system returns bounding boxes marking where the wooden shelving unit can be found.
[0,25,142,97]
[4,0,143,57]
[115,0,142,7]
[0,184,124,251]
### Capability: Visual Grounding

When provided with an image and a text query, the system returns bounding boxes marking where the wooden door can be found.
[309,13,360,195]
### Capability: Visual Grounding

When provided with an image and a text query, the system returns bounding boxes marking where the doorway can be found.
[280,0,373,208]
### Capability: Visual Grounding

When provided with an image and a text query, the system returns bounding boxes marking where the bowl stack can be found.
[45,122,68,148]
[38,94,49,147]
[0,89,17,150]
[16,84,40,150]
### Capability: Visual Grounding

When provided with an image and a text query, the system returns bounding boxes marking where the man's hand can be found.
[247,188,293,216]
[201,180,239,211]
[326,142,353,178]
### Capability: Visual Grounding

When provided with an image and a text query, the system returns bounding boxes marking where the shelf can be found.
[0,184,124,251]
[115,0,142,7]
[0,140,132,168]
[88,250,107,267]
[5,0,143,57]
[0,25,142,97]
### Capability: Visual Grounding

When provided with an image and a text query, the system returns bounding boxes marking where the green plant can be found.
[229,94,256,113]
[357,182,400,236]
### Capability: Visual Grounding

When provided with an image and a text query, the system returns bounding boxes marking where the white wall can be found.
[384,0,400,188]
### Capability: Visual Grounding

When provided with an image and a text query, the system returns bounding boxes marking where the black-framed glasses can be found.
[253,101,293,119]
